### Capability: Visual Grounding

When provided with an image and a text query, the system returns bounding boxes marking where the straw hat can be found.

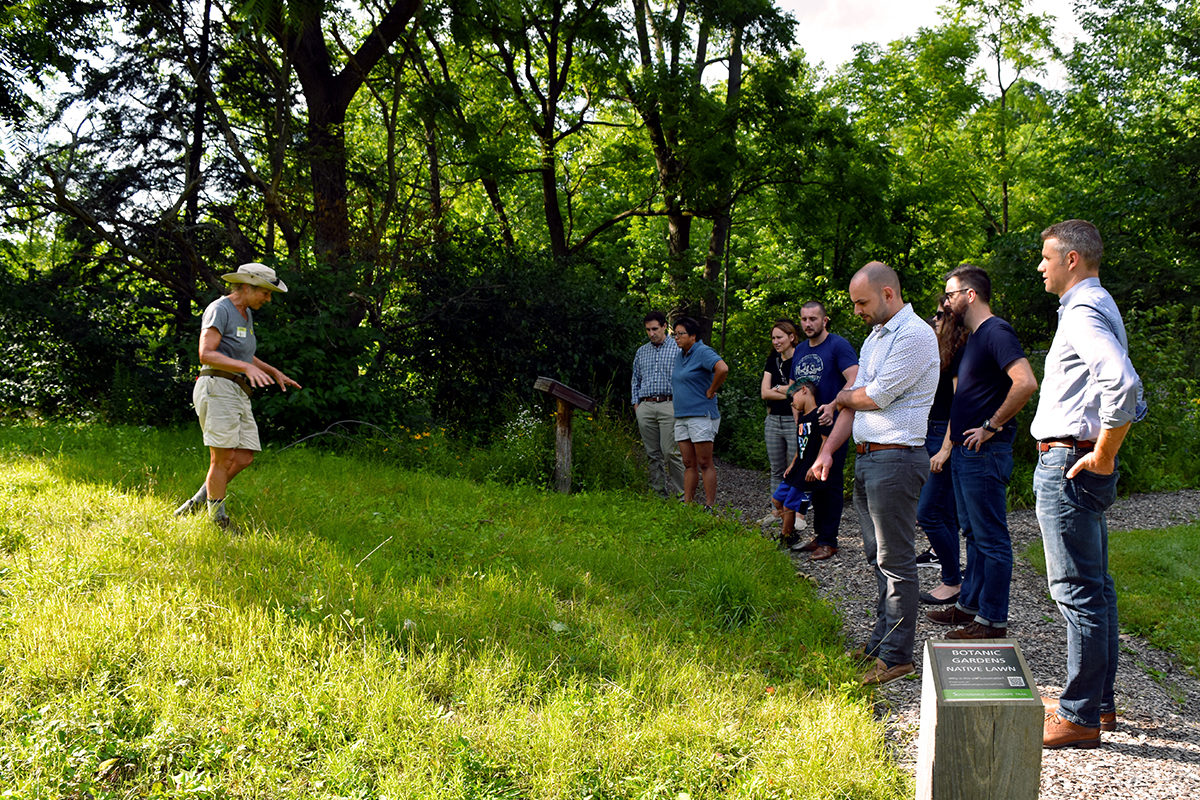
[221,262,288,293]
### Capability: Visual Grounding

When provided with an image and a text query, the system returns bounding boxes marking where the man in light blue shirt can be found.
[631,311,684,498]
[1033,220,1146,750]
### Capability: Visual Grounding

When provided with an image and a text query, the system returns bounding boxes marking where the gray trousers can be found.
[854,447,928,667]
[764,413,798,493]
[636,400,684,497]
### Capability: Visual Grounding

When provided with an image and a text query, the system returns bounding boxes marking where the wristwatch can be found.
[983,418,1003,434]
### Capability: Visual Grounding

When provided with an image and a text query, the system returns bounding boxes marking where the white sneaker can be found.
[795,516,807,531]
[757,512,781,526]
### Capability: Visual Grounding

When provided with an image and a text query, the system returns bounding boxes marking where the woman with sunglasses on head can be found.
[916,297,970,604]
[758,319,800,527]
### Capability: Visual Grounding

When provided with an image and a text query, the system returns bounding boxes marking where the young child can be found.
[770,378,829,548]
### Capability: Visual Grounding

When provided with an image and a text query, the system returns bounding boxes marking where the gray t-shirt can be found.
[201,296,256,364]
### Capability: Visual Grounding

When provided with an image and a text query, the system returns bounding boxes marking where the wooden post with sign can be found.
[916,639,1043,800]
[533,377,597,494]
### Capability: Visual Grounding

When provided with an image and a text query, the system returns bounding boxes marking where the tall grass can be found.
[0,422,908,799]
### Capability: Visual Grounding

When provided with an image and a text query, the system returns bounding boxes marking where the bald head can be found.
[849,260,905,327]
[854,261,902,293]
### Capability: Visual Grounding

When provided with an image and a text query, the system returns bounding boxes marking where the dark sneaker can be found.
[915,548,940,569]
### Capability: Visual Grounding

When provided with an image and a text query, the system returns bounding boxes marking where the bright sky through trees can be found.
[779,0,1083,87]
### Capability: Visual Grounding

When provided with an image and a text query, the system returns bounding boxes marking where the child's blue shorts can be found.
[772,481,810,513]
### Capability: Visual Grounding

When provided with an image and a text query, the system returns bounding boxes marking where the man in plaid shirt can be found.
[631,311,685,498]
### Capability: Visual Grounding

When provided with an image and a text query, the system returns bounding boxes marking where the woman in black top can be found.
[758,320,799,526]
[917,299,969,604]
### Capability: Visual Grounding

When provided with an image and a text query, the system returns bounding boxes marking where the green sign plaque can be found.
[929,641,1036,701]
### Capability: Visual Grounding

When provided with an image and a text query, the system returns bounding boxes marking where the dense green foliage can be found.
[0,421,908,798]
[1,0,1198,489]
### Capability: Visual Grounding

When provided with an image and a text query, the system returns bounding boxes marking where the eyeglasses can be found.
[943,288,971,299]
[934,310,945,320]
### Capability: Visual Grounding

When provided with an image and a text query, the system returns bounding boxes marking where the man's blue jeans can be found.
[854,447,928,667]
[951,440,1014,627]
[1034,446,1119,729]
[916,419,962,586]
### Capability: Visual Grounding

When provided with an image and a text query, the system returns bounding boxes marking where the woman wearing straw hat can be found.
[173,263,301,528]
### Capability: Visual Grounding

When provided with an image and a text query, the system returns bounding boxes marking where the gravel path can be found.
[712,458,1200,800]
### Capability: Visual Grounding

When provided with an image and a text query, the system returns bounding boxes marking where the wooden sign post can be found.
[916,639,1043,800]
[533,377,597,494]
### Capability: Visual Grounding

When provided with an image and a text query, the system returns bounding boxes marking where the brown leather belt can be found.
[855,442,917,455]
[199,368,253,398]
[639,394,672,402]
[1038,438,1095,452]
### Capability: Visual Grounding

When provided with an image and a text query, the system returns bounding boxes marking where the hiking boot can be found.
[173,497,204,517]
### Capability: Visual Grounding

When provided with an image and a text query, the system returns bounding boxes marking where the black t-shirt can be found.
[763,351,794,416]
[949,317,1027,443]
[784,407,831,490]
[930,349,963,422]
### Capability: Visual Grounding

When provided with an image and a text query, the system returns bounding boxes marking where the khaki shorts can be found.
[674,415,720,443]
[193,375,261,451]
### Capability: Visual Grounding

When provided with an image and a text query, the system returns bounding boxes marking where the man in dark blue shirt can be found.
[926,265,1037,639]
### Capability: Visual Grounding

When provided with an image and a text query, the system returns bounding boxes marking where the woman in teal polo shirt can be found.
[671,316,729,509]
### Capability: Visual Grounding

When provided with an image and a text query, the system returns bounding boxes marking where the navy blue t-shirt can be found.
[791,333,858,407]
[949,316,1027,443]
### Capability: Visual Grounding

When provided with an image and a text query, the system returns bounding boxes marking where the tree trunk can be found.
[283,0,420,269]
[700,23,744,341]
[540,140,569,259]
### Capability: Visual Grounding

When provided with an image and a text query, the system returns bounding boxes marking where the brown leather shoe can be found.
[809,544,838,561]
[925,605,975,626]
[1042,697,1116,731]
[793,536,820,553]
[945,621,1007,639]
[860,657,915,686]
[1043,711,1101,749]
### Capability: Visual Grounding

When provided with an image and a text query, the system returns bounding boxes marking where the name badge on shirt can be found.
[236,326,248,338]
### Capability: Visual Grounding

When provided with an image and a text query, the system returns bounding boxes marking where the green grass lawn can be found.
[0,422,907,799]
[1026,523,1200,680]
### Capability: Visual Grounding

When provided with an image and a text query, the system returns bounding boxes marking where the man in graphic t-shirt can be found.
[926,264,1037,640]
[790,301,859,560]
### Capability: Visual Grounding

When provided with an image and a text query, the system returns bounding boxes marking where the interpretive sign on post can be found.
[533,377,597,494]
[916,639,1043,800]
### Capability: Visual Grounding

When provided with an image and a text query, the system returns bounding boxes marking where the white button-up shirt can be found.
[851,303,940,447]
